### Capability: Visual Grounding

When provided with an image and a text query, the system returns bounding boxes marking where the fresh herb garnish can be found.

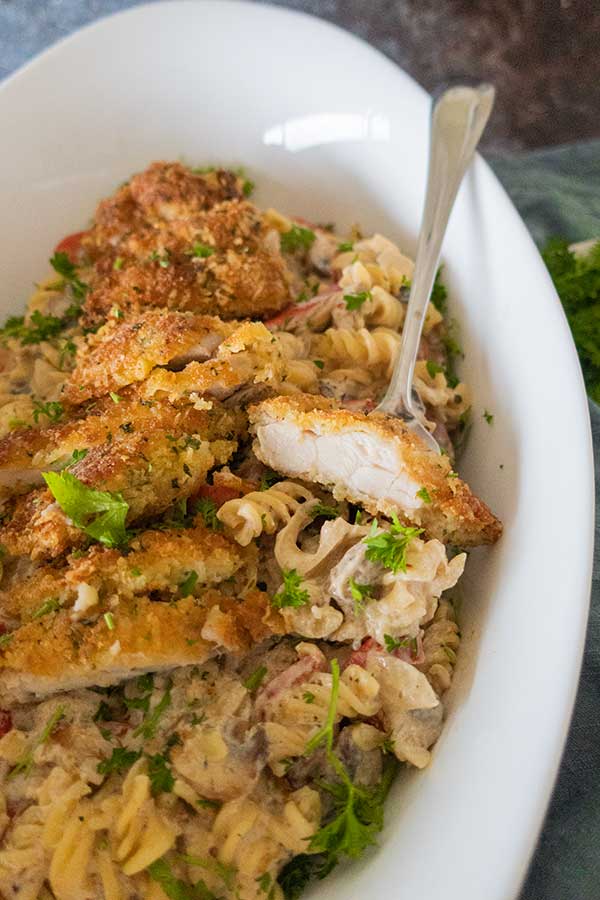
[416,486,432,503]
[337,241,354,252]
[383,633,411,653]
[147,858,217,900]
[272,569,310,609]
[195,497,221,531]
[30,598,61,620]
[259,469,280,491]
[32,400,63,424]
[109,391,121,404]
[483,410,494,425]
[9,705,66,778]
[425,360,444,379]
[430,268,448,314]
[243,665,268,693]
[179,570,198,596]
[0,310,64,346]
[66,448,88,467]
[97,746,142,777]
[50,251,88,299]
[280,225,316,254]
[103,611,115,630]
[313,359,325,369]
[42,470,129,548]
[147,752,175,796]
[303,691,316,704]
[348,577,374,614]
[189,243,215,258]
[310,502,339,519]
[343,290,371,311]
[363,515,423,574]
[134,683,172,740]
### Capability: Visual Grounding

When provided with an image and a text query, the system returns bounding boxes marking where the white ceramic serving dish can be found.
[0,3,594,898]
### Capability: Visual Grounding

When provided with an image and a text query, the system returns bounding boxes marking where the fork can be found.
[374,83,495,452]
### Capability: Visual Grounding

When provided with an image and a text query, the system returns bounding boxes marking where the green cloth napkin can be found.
[489,141,600,900]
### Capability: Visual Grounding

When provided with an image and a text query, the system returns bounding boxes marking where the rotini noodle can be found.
[312,327,400,377]
[218,481,316,545]
[418,598,461,694]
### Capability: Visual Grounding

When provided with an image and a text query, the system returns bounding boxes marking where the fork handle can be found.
[377,84,495,419]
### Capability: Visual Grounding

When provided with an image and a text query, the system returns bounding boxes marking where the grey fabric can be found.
[1,6,600,899]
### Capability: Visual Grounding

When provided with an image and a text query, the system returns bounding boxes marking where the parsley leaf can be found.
[383,633,412,653]
[30,598,61,620]
[97,746,142,777]
[32,400,63,424]
[9,705,66,779]
[430,268,448,314]
[337,241,354,252]
[425,360,444,379]
[0,310,64,345]
[363,515,423,574]
[280,225,316,254]
[42,470,129,548]
[179,570,198,596]
[259,469,280,491]
[310,502,339,519]
[195,497,221,531]
[147,752,175,795]
[416,486,432,503]
[304,658,339,756]
[147,858,218,900]
[243,665,268,693]
[189,243,215,258]
[50,251,88,299]
[343,290,371,311]
[133,683,172,740]
[272,569,310,609]
[348,577,374,614]
[483,410,494,425]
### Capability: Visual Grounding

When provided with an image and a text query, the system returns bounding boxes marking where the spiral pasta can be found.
[218,481,316,546]
[413,360,471,424]
[418,598,461,695]
[312,327,400,377]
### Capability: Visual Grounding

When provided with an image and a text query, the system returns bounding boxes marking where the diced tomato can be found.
[0,710,12,738]
[54,230,89,264]
[195,483,242,507]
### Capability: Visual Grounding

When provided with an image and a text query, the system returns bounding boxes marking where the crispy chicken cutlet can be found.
[249,394,502,547]
[0,589,282,704]
[0,519,256,627]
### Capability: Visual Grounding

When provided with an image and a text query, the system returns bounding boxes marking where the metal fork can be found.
[374,83,495,452]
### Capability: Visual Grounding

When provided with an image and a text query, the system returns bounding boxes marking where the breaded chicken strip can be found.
[0,519,256,626]
[0,393,243,493]
[63,311,236,404]
[0,589,282,704]
[0,406,241,560]
[249,394,502,547]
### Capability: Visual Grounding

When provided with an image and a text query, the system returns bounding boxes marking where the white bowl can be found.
[0,3,594,898]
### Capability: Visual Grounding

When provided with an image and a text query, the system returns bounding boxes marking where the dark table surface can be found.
[1,0,600,154]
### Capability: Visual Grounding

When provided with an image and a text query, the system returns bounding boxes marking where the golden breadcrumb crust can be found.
[249,393,502,547]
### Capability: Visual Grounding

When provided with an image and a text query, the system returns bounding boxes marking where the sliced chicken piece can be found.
[0,519,256,626]
[0,405,242,560]
[0,589,282,704]
[0,394,243,494]
[249,394,502,547]
[140,321,287,402]
[63,310,236,405]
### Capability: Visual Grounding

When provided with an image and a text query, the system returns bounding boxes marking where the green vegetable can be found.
[97,746,142,777]
[109,391,121,404]
[180,853,236,889]
[147,858,217,900]
[425,360,444,379]
[66,448,88,467]
[259,469,281,491]
[348,577,374,614]
[337,241,354,252]
[310,502,339,519]
[278,854,335,899]
[179,570,198,596]
[134,683,172,739]
[113,257,124,271]
[32,400,63,424]
[363,515,423,574]
[147,752,175,796]
[189,243,215,258]
[313,359,324,369]
[383,633,413,653]
[0,310,64,346]
[104,612,115,630]
[42,470,129,548]
[416,486,432,503]
[30,598,61,620]
[542,239,600,400]
[0,633,12,649]
[150,250,170,268]
[430,268,448,314]
[195,497,221,531]
[303,691,315,704]
[280,225,316,254]
[304,658,340,757]
[243,665,268,692]
[343,290,371,311]
[272,569,310,609]
[50,251,88,299]
[10,705,66,779]
[483,410,494,425]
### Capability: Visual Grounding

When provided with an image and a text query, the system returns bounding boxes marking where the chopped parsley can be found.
[337,241,354,252]
[272,569,310,609]
[483,410,494,425]
[303,691,316,704]
[430,268,448,314]
[348,577,375,614]
[189,243,215,258]
[0,310,64,346]
[0,632,12,649]
[179,570,198,596]
[310,502,339,520]
[97,746,142,777]
[416,486,432,503]
[133,683,172,740]
[343,290,371,311]
[32,400,63,424]
[9,705,66,779]
[50,251,88,299]
[147,752,175,796]
[30,598,61,620]
[103,612,115,630]
[195,497,221,531]
[235,166,255,198]
[243,665,268,693]
[259,469,280,491]
[109,391,121,404]
[363,515,423,574]
[42,470,129,548]
[113,256,124,271]
[313,359,324,369]
[425,360,444,379]
[149,250,170,268]
[383,633,412,653]
[280,224,316,254]
[147,858,217,900]
[66,448,88,467]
